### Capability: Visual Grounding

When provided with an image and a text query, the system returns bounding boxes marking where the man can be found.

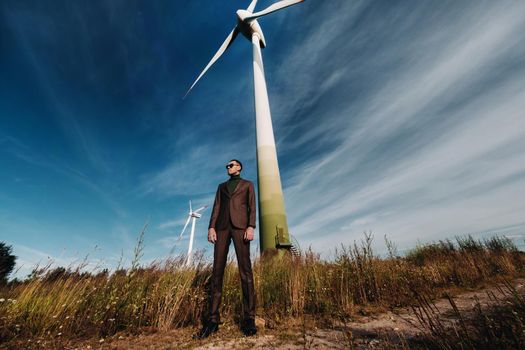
[198,159,257,338]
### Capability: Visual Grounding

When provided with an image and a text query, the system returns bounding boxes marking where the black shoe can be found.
[196,321,219,339]
[241,318,257,336]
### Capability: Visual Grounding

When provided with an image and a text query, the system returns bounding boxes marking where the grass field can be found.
[1,231,524,349]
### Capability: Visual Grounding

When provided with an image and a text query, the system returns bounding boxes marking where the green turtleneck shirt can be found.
[227,174,241,194]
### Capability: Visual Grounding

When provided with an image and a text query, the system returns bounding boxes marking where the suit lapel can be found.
[220,182,231,198]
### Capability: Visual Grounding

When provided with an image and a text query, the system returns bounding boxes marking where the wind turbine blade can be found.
[178,215,192,240]
[169,214,192,256]
[189,200,192,213]
[246,0,304,21]
[194,205,208,213]
[183,27,239,99]
[247,0,258,12]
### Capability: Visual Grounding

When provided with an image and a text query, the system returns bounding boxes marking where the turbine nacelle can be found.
[236,10,267,48]
[235,9,251,22]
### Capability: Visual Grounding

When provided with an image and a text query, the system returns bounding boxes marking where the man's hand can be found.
[244,227,254,241]
[208,228,217,244]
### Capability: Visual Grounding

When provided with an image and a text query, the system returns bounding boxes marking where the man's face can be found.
[226,161,241,176]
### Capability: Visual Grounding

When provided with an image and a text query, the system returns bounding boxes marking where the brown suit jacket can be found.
[208,179,256,230]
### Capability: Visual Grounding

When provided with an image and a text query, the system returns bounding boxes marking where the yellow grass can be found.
[1,231,523,343]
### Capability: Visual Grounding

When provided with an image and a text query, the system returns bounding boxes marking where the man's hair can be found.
[230,159,243,171]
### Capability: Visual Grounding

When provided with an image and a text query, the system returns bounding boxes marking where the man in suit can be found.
[198,159,257,338]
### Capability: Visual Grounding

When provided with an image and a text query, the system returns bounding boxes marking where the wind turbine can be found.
[185,0,304,254]
[170,201,208,266]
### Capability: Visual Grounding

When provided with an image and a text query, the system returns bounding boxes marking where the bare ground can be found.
[4,278,524,350]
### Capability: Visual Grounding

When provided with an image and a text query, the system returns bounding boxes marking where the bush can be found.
[0,242,16,285]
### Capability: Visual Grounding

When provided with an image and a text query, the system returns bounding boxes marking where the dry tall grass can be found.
[409,279,525,349]
[0,232,523,344]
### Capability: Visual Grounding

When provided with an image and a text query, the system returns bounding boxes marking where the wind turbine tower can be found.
[185,0,304,253]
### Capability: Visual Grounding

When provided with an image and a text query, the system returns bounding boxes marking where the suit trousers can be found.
[209,223,256,323]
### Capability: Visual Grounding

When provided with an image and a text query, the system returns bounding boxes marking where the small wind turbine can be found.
[184,0,304,253]
[170,201,208,266]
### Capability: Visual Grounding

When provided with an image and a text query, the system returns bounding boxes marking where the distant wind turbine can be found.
[170,201,208,266]
[184,0,305,254]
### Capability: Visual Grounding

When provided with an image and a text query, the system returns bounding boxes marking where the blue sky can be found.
[1,0,525,280]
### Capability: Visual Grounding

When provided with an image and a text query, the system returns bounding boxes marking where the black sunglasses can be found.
[226,163,238,169]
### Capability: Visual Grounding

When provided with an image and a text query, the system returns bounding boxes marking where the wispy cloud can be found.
[267,1,525,253]
[0,133,127,218]
[158,217,187,231]
[3,7,112,174]
[9,243,106,281]
[139,130,254,198]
